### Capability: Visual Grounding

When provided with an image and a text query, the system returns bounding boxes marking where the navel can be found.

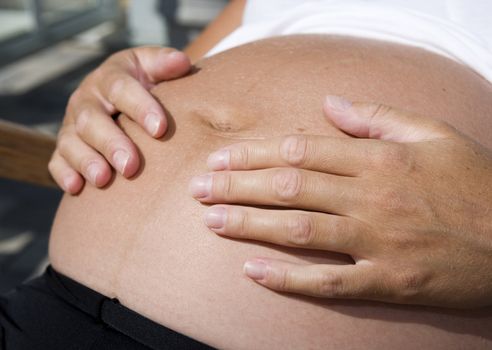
[192,106,256,133]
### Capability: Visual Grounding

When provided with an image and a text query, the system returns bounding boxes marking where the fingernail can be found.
[168,51,182,60]
[189,174,212,198]
[87,163,100,185]
[113,150,130,175]
[204,206,227,229]
[63,174,76,192]
[207,149,230,170]
[145,113,161,137]
[325,95,352,112]
[244,260,267,280]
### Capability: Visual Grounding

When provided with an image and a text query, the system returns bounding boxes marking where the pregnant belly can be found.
[49,35,492,349]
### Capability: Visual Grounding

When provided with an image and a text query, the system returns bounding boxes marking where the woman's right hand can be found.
[48,47,191,194]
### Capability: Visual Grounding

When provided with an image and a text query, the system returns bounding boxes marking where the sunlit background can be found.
[0,0,228,293]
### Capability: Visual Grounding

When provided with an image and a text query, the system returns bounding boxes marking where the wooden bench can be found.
[0,119,57,188]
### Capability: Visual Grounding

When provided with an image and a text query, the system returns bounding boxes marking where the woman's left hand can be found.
[189,95,492,308]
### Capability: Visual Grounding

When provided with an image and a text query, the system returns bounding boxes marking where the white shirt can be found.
[207,0,492,83]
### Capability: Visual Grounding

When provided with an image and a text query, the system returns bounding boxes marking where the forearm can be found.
[184,0,246,62]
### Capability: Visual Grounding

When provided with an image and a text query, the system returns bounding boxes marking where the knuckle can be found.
[56,132,73,155]
[280,135,308,166]
[387,225,433,252]
[56,126,66,141]
[67,89,82,108]
[386,231,416,252]
[234,145,251,169]
[372,186,406,213]
[373,144,414,172]
[331,216,347,233]
[367,104,393,136]
[374,104,393,117]
[318,272,346,297]
[84,69,105,91]
[107,77,126,104]
[214,172,234,199]
[381,188,403,211]
[74,109,90,135]
[91,66,106,80]
[330,217,354,248]
[286,214,315,246]
[390,144,412,170]
[272,168,302,202]
[102,51,127,69]
[434,121,455,137]
[369,145,386,167]
[47,157,57,174]
[235,208,249,237]
[112,49,128,59]
[272,268,290,291]
[393,269,427,300]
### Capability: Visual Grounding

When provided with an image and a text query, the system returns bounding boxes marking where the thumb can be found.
[323,95,452,142]
[131,47,192,86]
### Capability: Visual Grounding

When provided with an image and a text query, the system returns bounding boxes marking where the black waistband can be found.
[44,266,213,350]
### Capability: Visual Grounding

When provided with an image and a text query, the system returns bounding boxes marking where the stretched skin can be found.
[50,35,492,349]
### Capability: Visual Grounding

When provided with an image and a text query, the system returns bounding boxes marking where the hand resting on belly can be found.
[49,35,492,349]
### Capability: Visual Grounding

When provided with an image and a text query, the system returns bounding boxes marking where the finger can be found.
[204,205,369,255]
[207,134,382,175]
[324,95,454,142]
[98,49,191,138]
[99,73,168,137]
[74,105,140,178]
[190,168,356,214]
[243,259,382,300]
[57,125,112,187]
[48,150,84,194]
[133,48,191,83]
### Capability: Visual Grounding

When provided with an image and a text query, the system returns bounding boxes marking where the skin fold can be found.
[49,35,492,349]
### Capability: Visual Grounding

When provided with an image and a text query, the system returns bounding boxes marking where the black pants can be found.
[0,266,214,349]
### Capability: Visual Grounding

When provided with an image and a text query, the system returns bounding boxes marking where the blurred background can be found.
[0,0,228,293]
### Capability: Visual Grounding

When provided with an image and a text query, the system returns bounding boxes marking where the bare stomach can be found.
[49,35,492,349]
